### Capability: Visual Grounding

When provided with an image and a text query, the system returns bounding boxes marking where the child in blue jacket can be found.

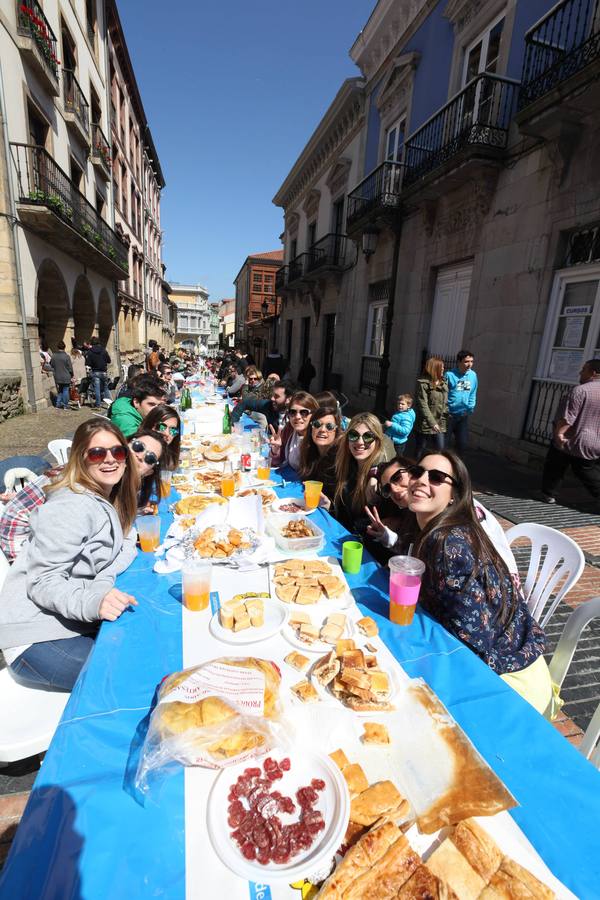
[384,394,415,455]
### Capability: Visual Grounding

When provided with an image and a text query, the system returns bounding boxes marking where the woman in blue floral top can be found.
[408,450,554,716]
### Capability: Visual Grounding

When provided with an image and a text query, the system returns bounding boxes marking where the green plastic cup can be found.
[342,540,363,574]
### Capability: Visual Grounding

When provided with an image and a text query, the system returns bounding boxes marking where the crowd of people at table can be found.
[2,345,587,723]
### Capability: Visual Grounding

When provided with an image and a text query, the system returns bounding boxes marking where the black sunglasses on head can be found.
[130,439,160,467]
[379,467,409,498]
[408,464,457,486]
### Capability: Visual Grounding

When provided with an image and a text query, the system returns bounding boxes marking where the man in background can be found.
[85,337,111,409]
[446,350,478,454]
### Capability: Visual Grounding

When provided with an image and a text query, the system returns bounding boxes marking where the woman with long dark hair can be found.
[141,404,181,470]
[128,429,166,513]
[414,356,448,455]
[0,420,140,691]
[407,449,553,715]
[298,405,341,501]
[269,390,318,471]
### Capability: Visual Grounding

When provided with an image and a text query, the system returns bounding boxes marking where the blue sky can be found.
[118,0,374,301]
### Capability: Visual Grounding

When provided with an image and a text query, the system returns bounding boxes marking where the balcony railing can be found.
[17,0,60,81]
[275,265,288,293]
[346,161,403,232]
[404,74,519,187]
[288,253,310,284]
[306,233,348,274]
[10,142,128,273]
[63,69,89,136]
[519,0,600,109]
[522,378,573,445]
[359,356,383,395]
[91,123,111,170]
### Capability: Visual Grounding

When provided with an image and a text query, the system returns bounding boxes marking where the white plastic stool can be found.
[0,669,69,763]
[47,439,72,465]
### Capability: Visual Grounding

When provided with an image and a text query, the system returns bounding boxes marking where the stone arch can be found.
[36,258,70,351]
[97,288,114,347]
[73,274,95,344]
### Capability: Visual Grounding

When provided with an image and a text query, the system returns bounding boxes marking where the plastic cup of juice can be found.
[304,480,323,510]
[159,470,173,498]
[136,515,161,552]
[182,559,212,612]
[257,454,271,481]
[342,540,363,574]
[388,556,426,625]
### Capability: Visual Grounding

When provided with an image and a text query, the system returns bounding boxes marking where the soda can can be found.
[240,453,251,472]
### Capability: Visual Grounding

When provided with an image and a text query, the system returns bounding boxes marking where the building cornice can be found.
[272,78,365,210]
[349,0,436,82]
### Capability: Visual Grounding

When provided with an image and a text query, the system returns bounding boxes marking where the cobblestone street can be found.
[0,406,97,459]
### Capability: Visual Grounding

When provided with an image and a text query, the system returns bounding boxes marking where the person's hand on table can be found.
[365,505,386,539]
[318,492,331,510]
[99,588,138,621]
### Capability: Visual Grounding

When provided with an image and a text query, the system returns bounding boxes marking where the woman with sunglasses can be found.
[408,450,553,716]
[414,356,448,455]
[128,429,166,514]
[299,405,341,501]
[0,420,139,692]
[241,367,271,400]
[142,404,181,471]
[269,391,318,471]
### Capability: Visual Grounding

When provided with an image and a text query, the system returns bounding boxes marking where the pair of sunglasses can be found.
[311,420,337,432]
[289,407,311,418]
[130,439,160,467]
[408,464,457,486]
[379,467,408,498]
[157,423,179,437]
[347,430,377,445]
[87,445,127,464]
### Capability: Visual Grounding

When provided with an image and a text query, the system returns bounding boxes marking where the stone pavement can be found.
[0,433,599,868]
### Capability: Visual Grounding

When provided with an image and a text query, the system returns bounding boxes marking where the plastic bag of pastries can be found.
[135,657,286,792]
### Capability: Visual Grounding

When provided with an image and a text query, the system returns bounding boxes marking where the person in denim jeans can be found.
[85,337,112,408]
[50,340,73,410]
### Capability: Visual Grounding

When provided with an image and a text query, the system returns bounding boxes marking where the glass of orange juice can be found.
[136,515,161,552]
[159,470,173,498]
[304,480,323,510]
[182,559,212,611]
[257,453,271,481]
[221,460,236,498]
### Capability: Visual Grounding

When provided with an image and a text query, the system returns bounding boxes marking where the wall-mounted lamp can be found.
[362,229,379,262]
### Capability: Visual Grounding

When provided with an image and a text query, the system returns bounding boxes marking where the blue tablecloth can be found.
[1,476,599,899]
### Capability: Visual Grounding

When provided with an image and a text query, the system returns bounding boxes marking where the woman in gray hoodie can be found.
[0,419,140,691]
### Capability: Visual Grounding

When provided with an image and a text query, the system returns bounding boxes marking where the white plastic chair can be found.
[549,597,600,769]
[47,439,72,465]
[0,547,70,763]
[505,523,585,627]
[3,467,37,492]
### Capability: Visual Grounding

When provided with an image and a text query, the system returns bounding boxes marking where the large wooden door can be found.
[428,262,473,358]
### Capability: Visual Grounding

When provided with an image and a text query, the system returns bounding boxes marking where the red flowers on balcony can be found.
[19,2,60,76]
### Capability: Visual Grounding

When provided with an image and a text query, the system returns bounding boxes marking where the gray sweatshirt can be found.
[0,486,137,649]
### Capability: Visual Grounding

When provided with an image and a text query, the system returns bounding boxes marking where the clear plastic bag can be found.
[135,657,287,793]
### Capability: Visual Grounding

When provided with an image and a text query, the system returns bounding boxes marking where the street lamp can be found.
[362,229,379,261]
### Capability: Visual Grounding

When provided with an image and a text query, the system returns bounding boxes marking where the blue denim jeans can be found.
[91,371,110,407]
[447,414,470,453]
[9,635,95,692]
[414,431,445,457]
[55,383,70,409]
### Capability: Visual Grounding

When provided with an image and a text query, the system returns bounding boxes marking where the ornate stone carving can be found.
[444,0,485,32]
[433,171,497,239]
[302,189,321,221]
[326,157,352,198]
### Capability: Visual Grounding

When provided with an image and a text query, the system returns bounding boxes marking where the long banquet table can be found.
[1,463,600,899]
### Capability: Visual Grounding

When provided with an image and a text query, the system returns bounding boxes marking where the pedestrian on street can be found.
[298,357,316,392]
[541,359,600,508]
[50,340,73,410]
[414,356,448,455]
[446,350,478,454]
[85,337,112,408]
[146,340,160,372]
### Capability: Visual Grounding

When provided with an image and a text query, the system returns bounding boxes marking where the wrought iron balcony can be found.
[359,356,383,395]
[10,142,129,279]
[346,161,403,236]
[275,265,288,293]
[16,0,60,95]
[518,0,600,121]
[63,69,90,144]
[305,233,348,276]
[288,253,310,286]
[91,123,111,177]
[522,378,573,446]
[403,74,518,189]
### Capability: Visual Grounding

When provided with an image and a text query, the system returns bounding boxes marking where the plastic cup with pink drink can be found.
[388,555,426,625]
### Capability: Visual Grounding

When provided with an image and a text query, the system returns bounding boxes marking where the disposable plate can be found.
[282,612,355,654]
[270,496,315,515]
[209,598,288,644]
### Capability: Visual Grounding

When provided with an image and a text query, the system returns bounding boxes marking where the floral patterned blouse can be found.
[418,526,546,675]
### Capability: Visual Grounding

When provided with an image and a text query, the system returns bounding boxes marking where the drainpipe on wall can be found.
[0,57,36,413]
[375,222,403,418]
[141,136,149,350]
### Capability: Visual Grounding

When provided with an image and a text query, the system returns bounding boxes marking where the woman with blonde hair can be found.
[414,356,448,456]
[0,419,140,692]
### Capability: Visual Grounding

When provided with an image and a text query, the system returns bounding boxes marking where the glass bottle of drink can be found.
[222,403,232,435]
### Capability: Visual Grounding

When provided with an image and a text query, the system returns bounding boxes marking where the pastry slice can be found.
[303,559,331,575]
[340,667,371,690]
[341,649,366,669]
[480,856,555,899]
[426,840,486,900]
[329,747,350,770]
[320,623,343,644]
[362,722,390,744]
[219,607,234,630]
[233,613,251,632]
[357,616,378,637]
[284,651,310,672]
[289,610,311,627]
[296,585,322,605]
[336,638,356,654]
[313,650,341,686]
[298,623,319,644]
[276,583,299,604]
[341,762,369,796]
[317,823,402,900]
[350,781,406,827]
[328,612,346,629]
[450,819,502,883]
[397,865,459,899]
[368,670,390,696]
[319,575,346,598]
[343,834,421,900]
[290,680,319,703]
[345,696,395,712]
